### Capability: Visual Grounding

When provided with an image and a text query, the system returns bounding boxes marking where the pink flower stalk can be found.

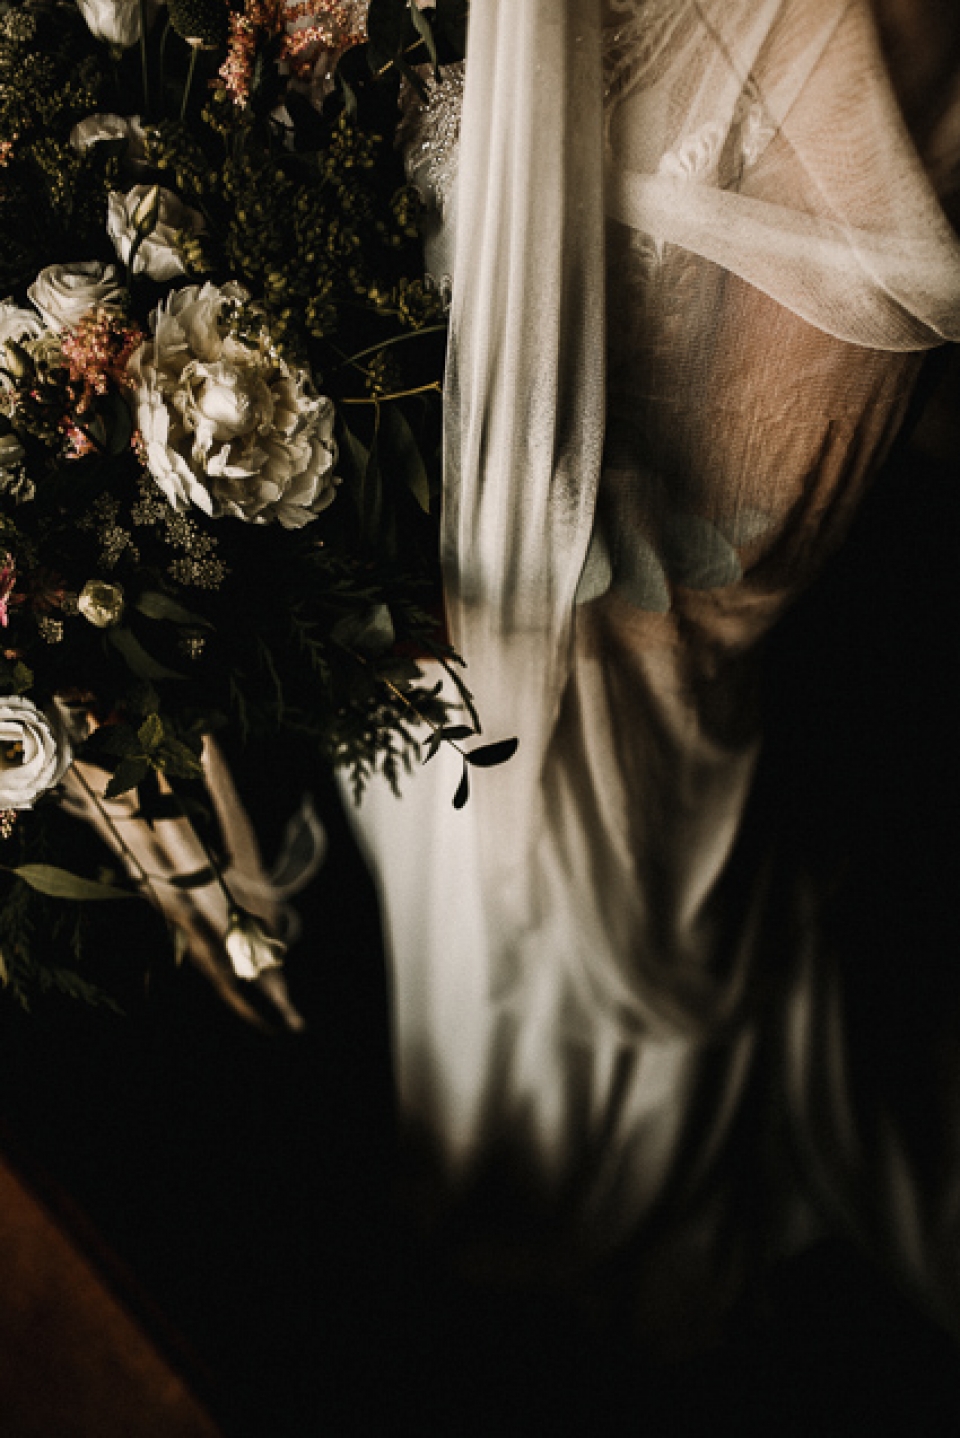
[220,0,366,105]
[61,308,143,411]
[0,554,16,629]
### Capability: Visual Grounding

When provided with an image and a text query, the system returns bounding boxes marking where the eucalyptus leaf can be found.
[136,591,213,628]
[452,764,470,809]
[109,626,187,681]
[439,725,474,742]
[6,864,135,902]
[465,737,519,768]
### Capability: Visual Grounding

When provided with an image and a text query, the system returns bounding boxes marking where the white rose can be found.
[0,697,72,810]
[27,261,127,332]
[130,282,340,528]
[77,0,154,48]
[70,113,150,172]
[0,298,45,349]
[107,185,204,283]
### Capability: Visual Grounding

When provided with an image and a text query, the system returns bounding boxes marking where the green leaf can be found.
[452,764,469,809]
[158,737,204,779]
[5,864,135,902]
[135,591,213,627]
[409,0,439,72]
[104,754,151,799]
[11,661,33,695]
[380,405,431,513]
[439,725,474,741]
[366,0,409,73]
[331,604,395,655]
[465,737,519,768]
[138,712,163,753]
[109,626,186,681]
[105,390,134,456]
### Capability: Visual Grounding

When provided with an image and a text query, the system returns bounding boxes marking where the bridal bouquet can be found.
[0,0,501,1007]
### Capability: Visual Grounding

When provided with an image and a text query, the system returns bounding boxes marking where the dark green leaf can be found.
[410,0,439,72]
[105,390,134,456]
[136,591,213,627]
[331,604,395,655]
[452,764,469,809]
[138,713,163,753]
[380,404,431,513]
[109,626,186,681]
[104,754,151,799]
[465,737,519,768]
[439,725,474,742]
[422,730,444,764]
[366,0,409,73]
[7,864,136,901]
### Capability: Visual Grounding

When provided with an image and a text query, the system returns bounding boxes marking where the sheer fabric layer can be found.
[347,0,960,1342]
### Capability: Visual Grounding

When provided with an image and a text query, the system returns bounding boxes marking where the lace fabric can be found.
[350,0,960,1342]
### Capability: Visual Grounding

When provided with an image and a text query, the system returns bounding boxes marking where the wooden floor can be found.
[0,1154,221,1438]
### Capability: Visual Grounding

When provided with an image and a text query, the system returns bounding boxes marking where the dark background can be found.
[1,356,959,1435]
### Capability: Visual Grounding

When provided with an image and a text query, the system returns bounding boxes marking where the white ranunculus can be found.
[77,0,145,48]
[27,261,127,332]
[0,697,72,810]
[130,282,340,528]
[107,185,204,283]
[70,113,149,171]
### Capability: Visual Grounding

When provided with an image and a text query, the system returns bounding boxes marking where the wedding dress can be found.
[347,0,960,1345]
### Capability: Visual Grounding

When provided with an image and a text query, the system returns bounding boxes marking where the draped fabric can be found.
[348,0,960,1346]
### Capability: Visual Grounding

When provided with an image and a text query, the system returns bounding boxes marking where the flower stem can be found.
[181,44,198,123]
[138,0,152,117]
[333,324,448,375]
[341,381,442,406]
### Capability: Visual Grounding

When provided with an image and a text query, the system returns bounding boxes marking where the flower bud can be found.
[224,909,286,981]
[78,579,125,629]
[132,183,161,236]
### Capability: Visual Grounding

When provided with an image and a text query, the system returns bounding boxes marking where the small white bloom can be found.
[0,298,45,350]
[107,185,204,283]
[69,113,150,172]
[130,282,340,528]
[0,697,72,810]
[224,909,286,981]
[78,579,125,628]
[28,261,127,332]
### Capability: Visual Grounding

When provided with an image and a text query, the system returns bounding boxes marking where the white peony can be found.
[77,0,153,48]
[0,298,45,349]
[0,697,72,810]
[130,282,340,528]
[27,261,127,332]
[107,185,204,282]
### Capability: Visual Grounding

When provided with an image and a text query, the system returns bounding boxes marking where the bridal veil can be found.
[350,0,960,1341]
